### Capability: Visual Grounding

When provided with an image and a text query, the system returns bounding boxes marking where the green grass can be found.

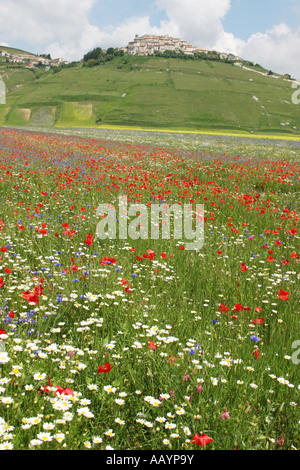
[0,45,36,56]
[0,65,37,93]
[6,107,31,126]
[0,128,298,451]
[0,55,299,134]
[56,102,95,127]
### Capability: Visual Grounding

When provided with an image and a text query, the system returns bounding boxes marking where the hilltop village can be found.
[0,49,68,70]
[120,34,244,61]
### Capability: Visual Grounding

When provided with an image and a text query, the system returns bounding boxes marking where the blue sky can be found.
[222,0,300,39]
[88,0,299,39]
[0,0,299,78]
[88,0,169,29]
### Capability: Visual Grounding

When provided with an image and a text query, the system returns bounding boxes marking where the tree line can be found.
[82,47,124,67]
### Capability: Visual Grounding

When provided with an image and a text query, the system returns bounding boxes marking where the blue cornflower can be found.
[188,349,196,355]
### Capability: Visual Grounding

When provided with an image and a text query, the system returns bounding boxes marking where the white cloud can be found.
[238,24,300,79]
[155,0,232,47]
[0,0,95,57]
[46,16,166,60]
[0,0,234,59]
[0,0,234,61]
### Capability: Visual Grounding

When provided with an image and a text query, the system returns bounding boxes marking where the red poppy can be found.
[44,377,74,396]
[60,387,74,396]
[84,233,93,246]
[97,363,113,373]
[21,291,39,305]
[240,263,248,271]
[278,290,289,301]
[34,284,44,296]
[52,385,74,397]
[281,260,289,265]
[62,229,77,237]
[219,303,230,313]
[148,340,157,351]
[191,433,214,447]
[252,318,265,324]
[233,304,243,312]
[71,264,80,272]
[143,250,156,260]
[0,277,4,288]
[253,349,261,360]
[100,257,116,265]
[0,328,7,336]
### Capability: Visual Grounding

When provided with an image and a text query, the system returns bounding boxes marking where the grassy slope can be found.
[0,52,44,124]
[0,54,299,134]
[0,45,37,56]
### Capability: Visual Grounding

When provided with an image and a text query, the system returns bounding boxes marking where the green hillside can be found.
[0,45,37,56]
[0,53,299,135]
[0,46,47,114]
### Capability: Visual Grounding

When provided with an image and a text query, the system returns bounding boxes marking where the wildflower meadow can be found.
[0,127,299,451]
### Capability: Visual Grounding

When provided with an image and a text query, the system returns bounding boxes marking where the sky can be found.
[0,0,299,78]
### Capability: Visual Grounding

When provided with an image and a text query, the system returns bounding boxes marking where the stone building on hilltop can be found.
[121,34,209,56]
